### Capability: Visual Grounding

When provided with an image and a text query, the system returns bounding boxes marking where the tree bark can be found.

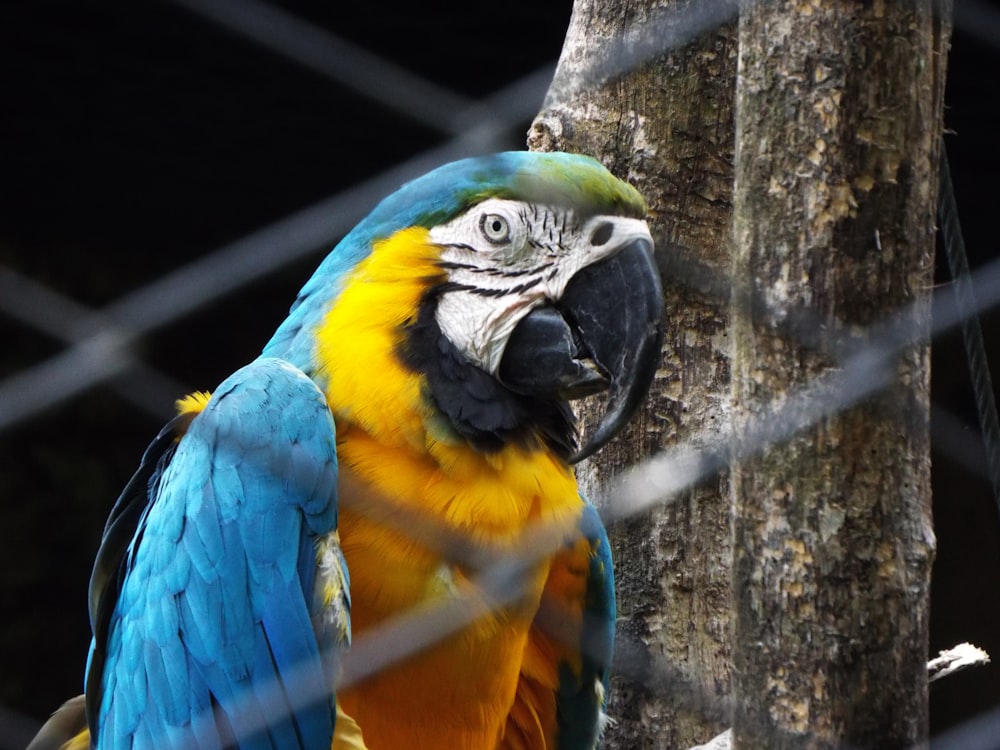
[730,1,949,748]
[530,2,737,747]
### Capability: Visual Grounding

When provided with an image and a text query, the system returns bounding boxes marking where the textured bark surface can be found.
[731,1,949,748]
[529,2,737,747]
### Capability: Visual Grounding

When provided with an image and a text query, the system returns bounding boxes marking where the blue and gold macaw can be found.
[32,151,663,750]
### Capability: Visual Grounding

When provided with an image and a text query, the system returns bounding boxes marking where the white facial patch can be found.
[428,198,652,374]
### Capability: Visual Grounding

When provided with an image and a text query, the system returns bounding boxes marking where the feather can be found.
[87,358,344,749]
[25,695,87,750]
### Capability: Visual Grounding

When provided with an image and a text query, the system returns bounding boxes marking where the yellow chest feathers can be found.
[317,227,584,749]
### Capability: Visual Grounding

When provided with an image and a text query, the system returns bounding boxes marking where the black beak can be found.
[498,238,664,463]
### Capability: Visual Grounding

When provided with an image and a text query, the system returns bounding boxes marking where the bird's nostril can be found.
[590,222,614,247]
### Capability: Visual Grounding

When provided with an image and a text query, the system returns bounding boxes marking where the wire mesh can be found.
[2,0,998,748]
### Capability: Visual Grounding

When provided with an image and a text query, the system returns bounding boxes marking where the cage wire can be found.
[2,0,998,748]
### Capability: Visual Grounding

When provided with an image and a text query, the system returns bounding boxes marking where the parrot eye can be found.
[480,213,511,245]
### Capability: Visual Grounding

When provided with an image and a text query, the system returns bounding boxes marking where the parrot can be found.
[30,150,664,750]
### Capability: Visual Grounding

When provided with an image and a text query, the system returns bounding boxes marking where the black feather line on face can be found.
[397,287,577,461]
[432,278,543,299]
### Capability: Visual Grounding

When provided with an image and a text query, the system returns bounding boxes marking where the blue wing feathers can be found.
[88,357,344,749]
[555,501,616,750]
[248,629,301,750]
[256,574,333,744]
[85,414,188,737]
[579,503,616,686]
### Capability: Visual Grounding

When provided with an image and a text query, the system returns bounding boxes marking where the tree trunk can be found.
[530,2,737,747]
[730,1,949,748]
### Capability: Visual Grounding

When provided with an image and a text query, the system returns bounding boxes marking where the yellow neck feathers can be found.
[315,226,440,452]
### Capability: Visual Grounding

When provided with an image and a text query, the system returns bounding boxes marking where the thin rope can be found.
[938,143,1000,519]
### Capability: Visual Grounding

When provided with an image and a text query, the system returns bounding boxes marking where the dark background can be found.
[1,1,998,746]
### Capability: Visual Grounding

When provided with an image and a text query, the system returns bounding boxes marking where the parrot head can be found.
[265,151,664,463]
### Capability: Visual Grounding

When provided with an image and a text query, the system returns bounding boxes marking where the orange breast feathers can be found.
[314,227,586,749]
